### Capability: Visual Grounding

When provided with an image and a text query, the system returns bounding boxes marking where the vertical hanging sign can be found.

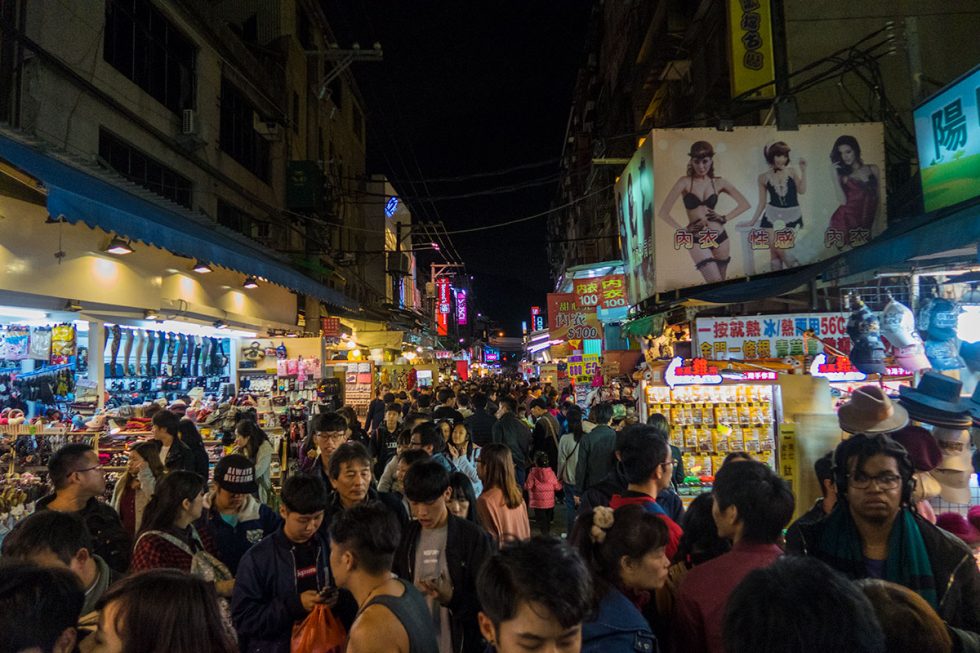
[456,289,468,325]
[726,0,776,99]
[436,278,451,336]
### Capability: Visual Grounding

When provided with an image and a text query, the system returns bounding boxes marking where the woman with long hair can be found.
[744,140,807,270]
[447,471,479,523]
[572,504,671,653]
[177,418,212,481]
[131,471,233,599]
[558,405,585,535]
[233,419,274,505]
[89,569,237,653]
[111,440,165,537]
[476,443,531,544]
[826,134,880,248]
[657,141,752,282]
[447,420,484,495]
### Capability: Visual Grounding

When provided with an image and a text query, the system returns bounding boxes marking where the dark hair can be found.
[234,419,270,463]
[619,429,670,484]
[141,470,206,533]
[384,403,402,415]
[471,392,488,410]
[646,413,670,440]
[830,135,863,176]
[764,140,792,166]
[615,422,662,453]
[566,405,585,443]
[529,397,549,411]
[327,442,373,480]
[497,395,517,413]
[48,442,95,490]
[572,504,669,605]
[855,579,952,653]
[339,407,363,434]
[449,472,479,522]
[713,460,794,544]
[814,451,835,496]
[457,392,470,408]
[130,440,165,480]
[398,448,431,467]
[403,412,429,433]
[403,460,451,503]
[479,443,523,509]
[281,473,328,514]
[396,429,413,446]
[382,392,396,404]
[724,556,886,653]
[533,450,550,467]
[151,409,181,436]
[674,492,730,566]
[686,140,717,177]
[2,511,93,565]
[833,433,914,505]
[437,388,455,404]
[0,562,84,653]
[477,537,592,630]
[176,418,204,450]
[96,569,237,653]
[329,501,401,575]
[412,421,444,453]
[417,394,433,409]
[723,451,754,466]
[590,402,613,425]
[310,411,348,434]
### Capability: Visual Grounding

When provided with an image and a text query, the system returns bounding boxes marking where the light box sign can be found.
[574,274,628,310]
[726,0,775,100]
[547,293,603,342]
[484,347,499,363]
[809,354,912,381]
[914,65,980,212]
[617,124,886,301]
[456,289,468,325]
[664,357,723,388]
[695,312,850,360]
[436,278,451,336]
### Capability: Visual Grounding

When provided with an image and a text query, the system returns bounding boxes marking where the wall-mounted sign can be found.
[320,317,341,337]
[914,65,980,212]
[484,347,500,363]
[573,274,628,310]
[435,350,452,359]
[385,196,399,217]
[695,312,850,360]
[664,357,723,387]
[547,293,603,341]
[809,354,911,381]
[567,353,600,385]
[726,0,775,99]
[455,289,468,325]
[436,278,451,336]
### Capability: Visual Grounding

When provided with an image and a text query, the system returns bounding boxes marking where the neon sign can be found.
[456,289,468,325]
[809,354,866,382]
[664,357,723,388]
[436,278,451,336]
[385,197,399,217]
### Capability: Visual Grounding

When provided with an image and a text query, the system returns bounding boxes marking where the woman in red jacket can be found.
[524,451,563,536]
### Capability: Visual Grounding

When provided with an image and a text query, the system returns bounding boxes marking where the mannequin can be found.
[155,332,166,376]
[133,330,146,377]
[166,332,176,368]
[109,325,122,378]
[120,329,134,378]
[145,330,156,377]
[175,334,186,376]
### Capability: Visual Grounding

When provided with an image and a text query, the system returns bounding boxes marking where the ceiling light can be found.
[243,276,259,289]
[105,237,133,255]
[192,260,213,274]
[0,306,48,320]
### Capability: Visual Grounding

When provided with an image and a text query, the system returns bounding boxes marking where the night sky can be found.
[323,1,594,334]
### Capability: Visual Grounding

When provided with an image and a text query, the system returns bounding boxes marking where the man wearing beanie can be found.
[204,454,281,574]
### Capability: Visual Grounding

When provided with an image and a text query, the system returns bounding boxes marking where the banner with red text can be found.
[547,293,604,342]
[694,312,850,360]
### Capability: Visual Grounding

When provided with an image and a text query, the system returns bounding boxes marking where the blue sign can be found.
[385,196,399,217]
[914,65,980,212]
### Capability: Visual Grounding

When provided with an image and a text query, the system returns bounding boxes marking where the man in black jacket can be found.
[788,433,980,650]
[35,443,131,573]
[465,392,497,448]
[491,396,532,486]
[394,460,493,653]
[150,409,194,472]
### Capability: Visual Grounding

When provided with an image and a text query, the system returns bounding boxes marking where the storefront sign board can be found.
[547,293,603,342]
[694,312,849,360]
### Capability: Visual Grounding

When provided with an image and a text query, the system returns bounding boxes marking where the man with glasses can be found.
[608,426,683,559]
[789,433,980,648]
[308,411,350,488]
[36,443,131,572]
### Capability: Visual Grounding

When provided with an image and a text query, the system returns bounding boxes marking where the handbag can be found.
[291,604,346,653]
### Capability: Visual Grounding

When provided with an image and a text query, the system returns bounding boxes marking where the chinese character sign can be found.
[914,66,980,211]
[435,278,451,336]
[726,0,775,99]
[456,289,468,326]
[632,123,885,298]
[547,293,603,342]
[694,312,849,360]
[573,275,628,310]
[320,317,341,337]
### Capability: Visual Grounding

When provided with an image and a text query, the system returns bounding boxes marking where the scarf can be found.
[816,506,938,609]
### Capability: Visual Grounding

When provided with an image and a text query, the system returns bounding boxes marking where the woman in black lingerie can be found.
[658,141,751,283]
[744,140,807,270]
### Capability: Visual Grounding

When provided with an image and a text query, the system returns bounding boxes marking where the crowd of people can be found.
[0,376,978,653]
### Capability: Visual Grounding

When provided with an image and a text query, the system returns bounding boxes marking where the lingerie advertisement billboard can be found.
[616,123,886,302]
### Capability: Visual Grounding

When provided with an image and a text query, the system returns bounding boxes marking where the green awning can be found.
[621,313,665,339]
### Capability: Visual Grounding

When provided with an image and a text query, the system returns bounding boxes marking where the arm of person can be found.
[347,605,410,653]
[254,441,273,481]
[831,163,846,204]
[795,158,807,194]
[475,496,499,542]
[657,177,689,231]
[135,465,157,499]
[454,455,483,495]
[715,177,752,223]
[231,551,309,639]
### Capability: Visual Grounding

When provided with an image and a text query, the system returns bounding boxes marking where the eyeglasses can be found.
[315,432,347,442]
[659,459,675,468]
[73,465,101,476]
[848,472,902,490]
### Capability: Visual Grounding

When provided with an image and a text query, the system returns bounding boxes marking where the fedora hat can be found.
[905,405,974,429]
[899,371,967,414]
[838,385,909,434]
[964,383,980,421]
[890,425,942,471]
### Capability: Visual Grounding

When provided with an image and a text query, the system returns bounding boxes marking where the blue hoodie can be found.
[581,588,657,653]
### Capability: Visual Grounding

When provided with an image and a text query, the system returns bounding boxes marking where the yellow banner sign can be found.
[727,0,775,99]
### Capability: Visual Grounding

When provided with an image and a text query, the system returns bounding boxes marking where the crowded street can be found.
[0,1,979,652]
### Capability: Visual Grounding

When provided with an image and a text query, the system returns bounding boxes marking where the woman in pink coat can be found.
[525,451,563,536]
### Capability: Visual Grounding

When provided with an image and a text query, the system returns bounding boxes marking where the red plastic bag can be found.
[291,604,346,653]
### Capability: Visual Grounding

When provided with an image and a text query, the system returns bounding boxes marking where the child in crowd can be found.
[524,451,563,536]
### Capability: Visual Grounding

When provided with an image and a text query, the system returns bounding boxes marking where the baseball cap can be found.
[213,454,259,494]
[879,299,917,348]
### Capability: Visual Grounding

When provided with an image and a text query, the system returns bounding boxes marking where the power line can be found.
[381,158,560,184]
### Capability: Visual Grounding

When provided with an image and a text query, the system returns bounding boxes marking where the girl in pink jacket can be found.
[524,451,563,536]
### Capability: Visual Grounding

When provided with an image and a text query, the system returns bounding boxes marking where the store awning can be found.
[622,313,665,338]
[0,131,358,310]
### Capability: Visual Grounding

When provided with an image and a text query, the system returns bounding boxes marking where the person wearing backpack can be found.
[557,405,585,535]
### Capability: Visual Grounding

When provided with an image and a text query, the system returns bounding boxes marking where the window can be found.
[219,77,270,182]
[217,200,253,235]
[99,128,192,208]
[103,0,196,115]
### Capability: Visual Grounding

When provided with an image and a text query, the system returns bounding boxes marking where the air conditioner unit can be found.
[182,109,197,135]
